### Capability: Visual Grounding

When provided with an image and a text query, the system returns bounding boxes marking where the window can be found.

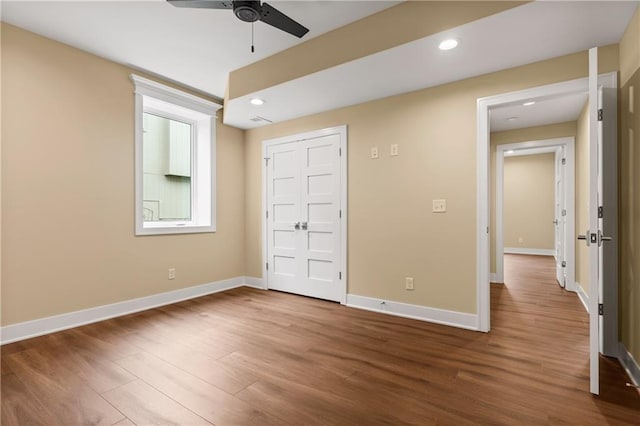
[131,74,222,235]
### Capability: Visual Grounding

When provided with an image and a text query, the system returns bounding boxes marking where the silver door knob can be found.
[553,219,559,225]
[301,221,308,230]
[598,230,612,246]
[294,222,300,230]
[578,230,591,246]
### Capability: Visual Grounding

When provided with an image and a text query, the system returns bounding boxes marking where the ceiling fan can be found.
[167,1,310,39]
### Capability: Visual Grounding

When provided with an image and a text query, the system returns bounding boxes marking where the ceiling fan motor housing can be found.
[234,1,261,22]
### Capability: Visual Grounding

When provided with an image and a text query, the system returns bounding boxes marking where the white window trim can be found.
[131,74,222,236]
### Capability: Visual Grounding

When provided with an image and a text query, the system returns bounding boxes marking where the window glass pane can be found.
[142,112,192,222]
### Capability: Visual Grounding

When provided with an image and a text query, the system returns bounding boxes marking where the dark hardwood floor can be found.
[2,254,639,425]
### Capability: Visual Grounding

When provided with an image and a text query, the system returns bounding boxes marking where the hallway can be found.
[491,254,639,421]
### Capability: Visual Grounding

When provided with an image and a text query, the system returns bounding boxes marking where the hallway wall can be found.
[619,5,640,374]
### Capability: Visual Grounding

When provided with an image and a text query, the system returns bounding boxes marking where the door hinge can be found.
[561,158,566,165]
[598,303,604,315]
[598,206,603,218]
[339,272,342,280]
[598,109,603,121]
[561,261,566,268]
[339,147,342,156]
[339,209,342,219]
[266,210,269,219]
[562,209,567,217]
[266,262,269,271]
[487,226,489,234]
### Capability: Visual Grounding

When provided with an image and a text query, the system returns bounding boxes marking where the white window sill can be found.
[136,224,216,236]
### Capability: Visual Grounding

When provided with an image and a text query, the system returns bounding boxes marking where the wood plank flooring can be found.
[2,254,639,424]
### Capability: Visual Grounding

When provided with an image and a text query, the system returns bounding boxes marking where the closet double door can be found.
[266,132,343,302]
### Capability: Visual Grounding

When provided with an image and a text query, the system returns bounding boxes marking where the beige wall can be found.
[0,22,3,327]
[619,5,640,375]
[1,24,246,326]
[620,6,640,87]
[489,122,577,274]
[1,15,631,335]
[245,45,619,315]
[575,102,589,294]
[503,154,555,250]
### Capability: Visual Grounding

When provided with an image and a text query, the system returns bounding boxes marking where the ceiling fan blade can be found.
[259,2,309,38]
[167,0,232,9]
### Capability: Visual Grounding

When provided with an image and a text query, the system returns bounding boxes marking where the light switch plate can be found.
[371,147,379,159]
[432,199,446,213]
[390,144,398,156]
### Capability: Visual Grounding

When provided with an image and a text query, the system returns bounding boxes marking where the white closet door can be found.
[266,142,302,294]
[300,134,342,301]
[266,133,342,302]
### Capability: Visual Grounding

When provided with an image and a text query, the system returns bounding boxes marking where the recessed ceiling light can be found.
[523,101,536,106]
[250,98,265,106]
[507,116,518,121]
[438,39,458,51]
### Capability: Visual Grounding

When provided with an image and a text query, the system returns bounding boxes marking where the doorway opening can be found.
[477,70,619,395]
[494,137,575,291]
[477,73,617,329]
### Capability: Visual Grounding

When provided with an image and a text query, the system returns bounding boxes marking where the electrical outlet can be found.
[168,268,176,280]
[432,199,446,213]
[371,147,379,159]
[390,144,399,156]
[405,277,414,290]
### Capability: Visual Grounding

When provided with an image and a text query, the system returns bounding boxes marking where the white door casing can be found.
[586,47,600,395]
[555,146,567,287]
[262,126,347,303]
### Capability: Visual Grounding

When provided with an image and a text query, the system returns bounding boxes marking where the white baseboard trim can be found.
[1,276,252,345]
[576,282,589,313]
[619,342,640,391]
[243,276,266,290]
[504,247,556,256]
[346,294,478,331]
[490,273,503,284]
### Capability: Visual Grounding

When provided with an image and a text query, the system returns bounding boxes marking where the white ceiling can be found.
[2,1,637,130]
[490,91,589,132]
[0,0,398,97]
[225,1,637,128]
